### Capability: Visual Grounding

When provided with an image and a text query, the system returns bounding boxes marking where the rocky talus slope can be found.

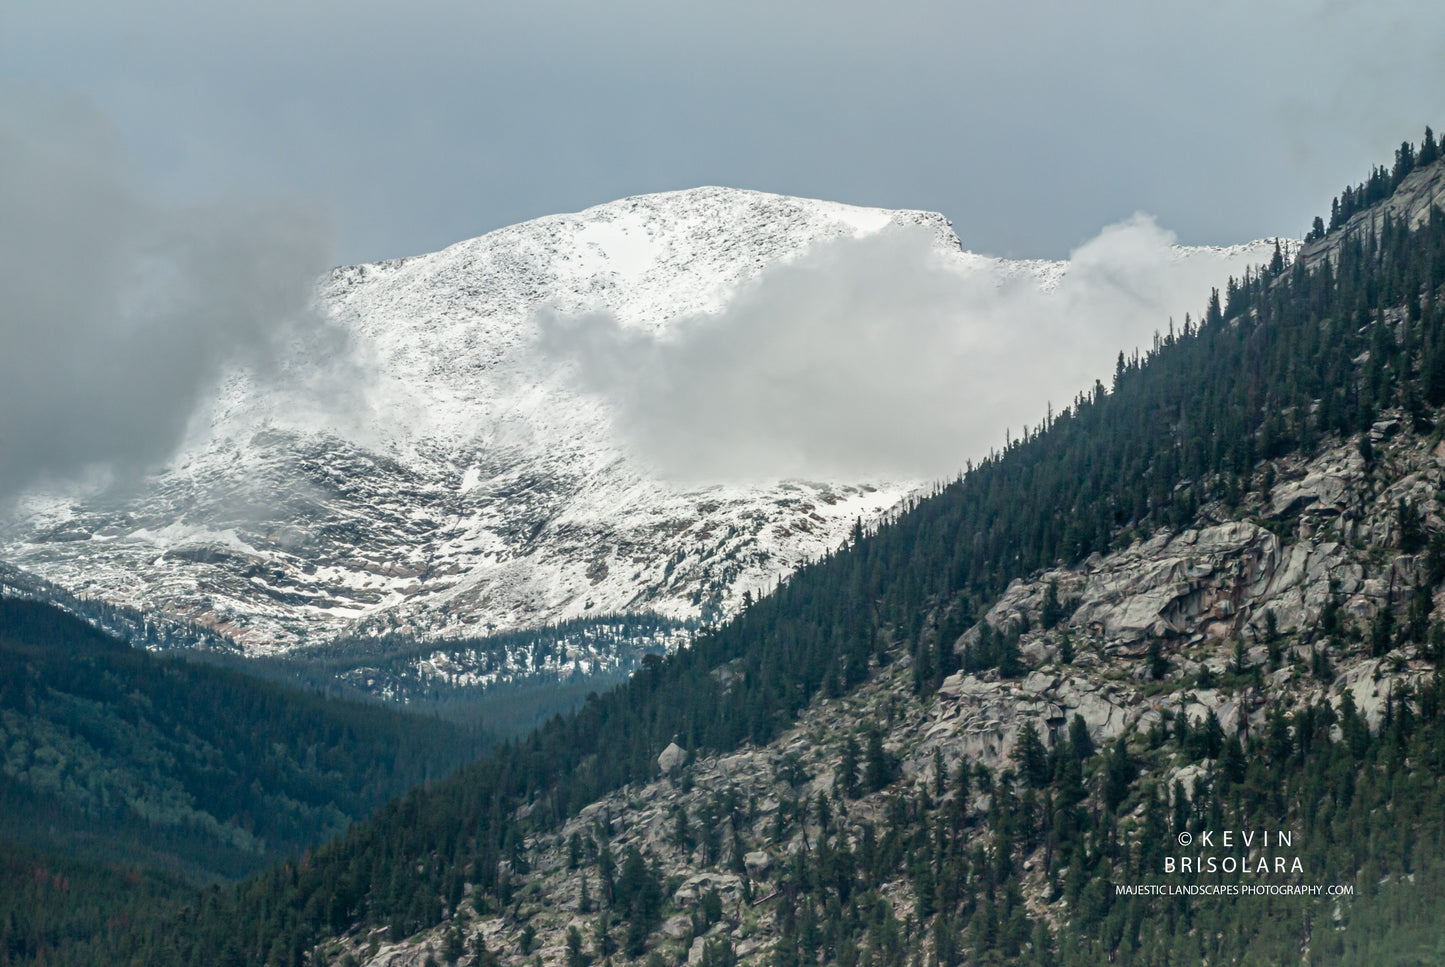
[321,408,1440,967]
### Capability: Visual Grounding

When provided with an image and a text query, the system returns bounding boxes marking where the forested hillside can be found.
[22,132,1445,967]
[0,599,483,962]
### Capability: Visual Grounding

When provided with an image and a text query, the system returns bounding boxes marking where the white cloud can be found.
[539,216,1275,482]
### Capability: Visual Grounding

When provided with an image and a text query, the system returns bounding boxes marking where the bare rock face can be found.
[1068,522,1282,645]
[658,742,687,774]
[1269,469,1354,518]
[1300,158,1445,271]
[1062,521,1365,649]
[983,441,1386,659]
[917,427,1445,787]
[924,666,1213,779]
[674,873,745,907]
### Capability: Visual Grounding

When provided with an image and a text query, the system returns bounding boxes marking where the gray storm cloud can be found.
[539,217,1275,482]
[0,88,336,501]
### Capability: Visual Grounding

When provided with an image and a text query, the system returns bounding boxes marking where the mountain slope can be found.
[33,145,1445,967]
[0,598,480,884]
[0,188,1277,656]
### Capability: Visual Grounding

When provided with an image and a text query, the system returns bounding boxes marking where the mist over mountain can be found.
[0,87,338,503]
[540,212,1280,482]
[1,186,1278,655]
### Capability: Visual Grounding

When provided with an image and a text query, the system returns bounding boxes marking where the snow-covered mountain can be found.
[0,187,1282,655]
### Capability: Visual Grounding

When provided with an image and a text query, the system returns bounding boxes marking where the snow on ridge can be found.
[0,186,1291,654]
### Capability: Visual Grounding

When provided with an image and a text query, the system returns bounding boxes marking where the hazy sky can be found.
[5,0,1444,267]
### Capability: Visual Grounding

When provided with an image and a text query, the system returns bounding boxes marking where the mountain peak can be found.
[2,188,1278,654]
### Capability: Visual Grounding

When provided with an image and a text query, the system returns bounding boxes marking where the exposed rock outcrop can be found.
[1300,158,1445,270]
[657,742,687,774]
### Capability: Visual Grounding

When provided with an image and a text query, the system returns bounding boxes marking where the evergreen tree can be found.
[863,723,895,793]
[1068,714,1094,761]
[1041,580,1063,629]
[836,736,862,800]
[1147,637,1168,680]
[1057,630,1074,664]
[1012,722,1050,789]
[566,927,589,967]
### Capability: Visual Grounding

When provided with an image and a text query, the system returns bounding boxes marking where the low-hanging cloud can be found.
[538,216,1277,483]
[0,87,337,502]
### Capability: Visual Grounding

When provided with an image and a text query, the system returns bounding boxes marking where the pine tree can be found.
[1041,579,1062,629]
[836,735,861,799]
[1102,739,1136,812]
[566,927,589,967]
[1057,630,1074,664]
[864,723,894,793]
[443,926,465,964]
[1421,125,1439,166]
[1148,638,1168,680]
[1206,287,1223,327]
[1069,714,1094,760]
[593,913,615,960]
[999,630,1024,679]
[1012,721,1049,788]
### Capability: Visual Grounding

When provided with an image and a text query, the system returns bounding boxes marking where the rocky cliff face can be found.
[316,402,1440,965]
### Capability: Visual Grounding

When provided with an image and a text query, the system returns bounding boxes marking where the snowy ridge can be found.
[1,188,1284,655]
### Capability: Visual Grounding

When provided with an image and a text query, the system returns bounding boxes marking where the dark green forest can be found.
[14,133,1445,965]
[0,598,482,962]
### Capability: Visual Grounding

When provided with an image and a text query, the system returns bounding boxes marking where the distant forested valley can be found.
[0,598,483,960]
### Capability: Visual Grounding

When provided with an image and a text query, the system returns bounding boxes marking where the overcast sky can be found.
[4,1,1445,498]
[5,0,1444,267]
